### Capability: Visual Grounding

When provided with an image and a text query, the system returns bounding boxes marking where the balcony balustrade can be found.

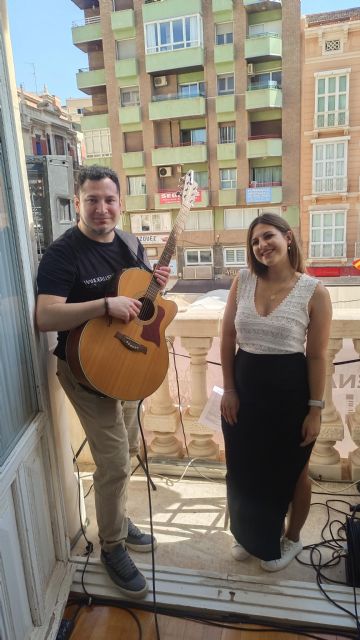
[149,92,206,120]
[247,135,282,158]
[245,33,282,61]
[66,305,360,482]
[76,67,106,94]
[246,82,282,110]
[152,142,208,165]
[72,16,102,52]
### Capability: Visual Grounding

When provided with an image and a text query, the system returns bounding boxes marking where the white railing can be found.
[65,305,360,481]
[72,16,101,28]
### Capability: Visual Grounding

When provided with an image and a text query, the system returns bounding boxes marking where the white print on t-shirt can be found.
[83,274,113,286]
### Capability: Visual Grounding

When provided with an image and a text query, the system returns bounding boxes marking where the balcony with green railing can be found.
[72,16,102,52]
[244,0,282,12]
[152,144,208,166]
[145,46,205,75]
[125,194,147,211]
[246,82,282,110]
[115,58,138,80]
[119,105,142,125]
[122,151,145,170]
[245,33,282,61]
[214,44,235,66]
[111,9,135,39]
[76,67,106,94]
[218,189,237,205]
[247,136,282,158]
[149,92,206,121]
[215,94,236,118]
[217,142,236,161]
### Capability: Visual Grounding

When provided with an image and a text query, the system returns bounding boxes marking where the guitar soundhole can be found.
[138,297,155,322]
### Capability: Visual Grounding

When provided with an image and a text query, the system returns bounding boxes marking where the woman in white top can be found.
[220,213,332,571]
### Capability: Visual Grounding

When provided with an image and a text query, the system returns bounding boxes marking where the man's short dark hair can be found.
[76,165,120,195]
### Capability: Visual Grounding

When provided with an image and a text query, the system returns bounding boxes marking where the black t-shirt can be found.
[37,226,141,359]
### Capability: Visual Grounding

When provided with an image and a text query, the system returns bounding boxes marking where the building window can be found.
[218,122,235,143]
[180,128,206,146]
[250,71,282,90]
[315,73,348,128]
[310,211,346,258]
[116,38,136,60]
[130,212,171,233]
[251,166,282,186]
[217,73,234,95]
[223,246,247,266]
[54,135,65,155]
[178,81,205,97]
[185,210,213,231]
[57,198,72,223]
[184,248,213,265]
[84,128,112,158]
[127,175,146,196]
[145,15,203,54]
[193,171,208,189]
[120,86,140,107]
[224,208,258,229]
[220,168,236,190]
[313,139,347,193]
[215,22,233,45]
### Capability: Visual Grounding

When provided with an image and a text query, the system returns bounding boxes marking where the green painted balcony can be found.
[244,0,282,12]
[111,9,135,39]
[119,105,142,125]
[154,189,209,209]
[143,0,202,21]
[245,34,282,61]
[149,95,206,121]
[76,68,106,94]
[125,195,147,212]
[80,113,109,130]
[145,47,204,75]
[212,0,233,12]
[245,85,282,110]
[215,94,236,116]
[72,18,102,52]
[122,151,144,170]
[217,143,236,161]
[218,189,237,205]
[115,58,138,80]
[247,137,282,158]
[152,144,207,166]
[214,44,235,66]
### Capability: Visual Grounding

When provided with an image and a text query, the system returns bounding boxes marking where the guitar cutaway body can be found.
[67,268,177,400]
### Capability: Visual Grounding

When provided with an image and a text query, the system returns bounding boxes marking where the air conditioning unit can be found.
[158,166,172,178]
[247,63,255,76]
[154,75,167,88]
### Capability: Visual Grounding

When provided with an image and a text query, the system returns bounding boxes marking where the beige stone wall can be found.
[301,17,360,265]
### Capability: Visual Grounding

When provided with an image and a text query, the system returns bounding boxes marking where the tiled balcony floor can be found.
[73,471,359,586]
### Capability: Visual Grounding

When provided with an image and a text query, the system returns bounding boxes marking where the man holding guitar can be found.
[36,165,170,599]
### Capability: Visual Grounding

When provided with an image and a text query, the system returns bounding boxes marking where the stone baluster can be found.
[143,345,182,457]
[180,337,219,460]
[309,338,344,481]
[346,339,360,481]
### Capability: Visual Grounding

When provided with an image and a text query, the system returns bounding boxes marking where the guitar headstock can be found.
[177,170,199,209]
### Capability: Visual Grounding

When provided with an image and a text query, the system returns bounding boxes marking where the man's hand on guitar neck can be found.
[153,265,171,289]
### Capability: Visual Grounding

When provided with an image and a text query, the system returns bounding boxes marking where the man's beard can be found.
[80,214,116,236]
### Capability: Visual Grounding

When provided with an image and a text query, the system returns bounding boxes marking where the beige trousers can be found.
[57,358,136,551]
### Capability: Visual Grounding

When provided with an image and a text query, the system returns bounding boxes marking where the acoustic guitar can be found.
[66,170,198,401]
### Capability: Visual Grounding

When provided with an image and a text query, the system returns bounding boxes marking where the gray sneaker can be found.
[125,518,157,553]
[101,544,148,599]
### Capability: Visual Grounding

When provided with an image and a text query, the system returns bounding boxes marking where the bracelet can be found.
[223,388,236,393]
[308,399,324,409]
[104,297,112,326]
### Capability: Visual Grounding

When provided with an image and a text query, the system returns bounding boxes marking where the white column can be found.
[144,371,182,458]
[346,339,360,481]
[180,337,219,460]
[309,338,344,481]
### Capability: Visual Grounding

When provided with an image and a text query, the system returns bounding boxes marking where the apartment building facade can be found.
[301,8,360,278]
[71,0,300,280]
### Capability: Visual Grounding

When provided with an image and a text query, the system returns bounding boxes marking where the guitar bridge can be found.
[115,332,147,354]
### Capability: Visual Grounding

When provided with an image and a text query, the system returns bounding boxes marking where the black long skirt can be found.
[221,349,314,561]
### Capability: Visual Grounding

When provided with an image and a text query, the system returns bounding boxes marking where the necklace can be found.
[267,273,297,301]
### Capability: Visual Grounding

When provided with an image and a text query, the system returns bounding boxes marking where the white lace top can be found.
[234,269,319,355]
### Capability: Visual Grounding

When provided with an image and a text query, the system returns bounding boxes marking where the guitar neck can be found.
[146,203,190,300]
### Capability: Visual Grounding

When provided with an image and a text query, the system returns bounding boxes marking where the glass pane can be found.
[338,112,345,125]
[312,213,321,227]
[323,213,333,227]
[317,114,324,128]
[327,113,335,126]
[317,96,325,112]
[312,229,321,241]
[323,228,333,242]
[0,141,37,465]
[336,143,344,159]
[338,94,346,109]
[328,77,336,93]
[315,145,323,161]
[172,19,183,44]
[334,243,344,256]
[317,78,325,94]
[335,212,344,225]
[339,75,347,92]
[323,244,332,257]
[325,144,334,160]
[328,95,335,111]
[186,251,198,264]
[335,228,344,241]
[311,244,320,257]
[200,250,212,263]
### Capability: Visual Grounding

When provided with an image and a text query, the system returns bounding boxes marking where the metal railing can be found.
[152,90,206,102]
[247,80,281,90]
[72,15,100,28]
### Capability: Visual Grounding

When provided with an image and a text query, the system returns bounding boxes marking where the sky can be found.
[7,0,360,105]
